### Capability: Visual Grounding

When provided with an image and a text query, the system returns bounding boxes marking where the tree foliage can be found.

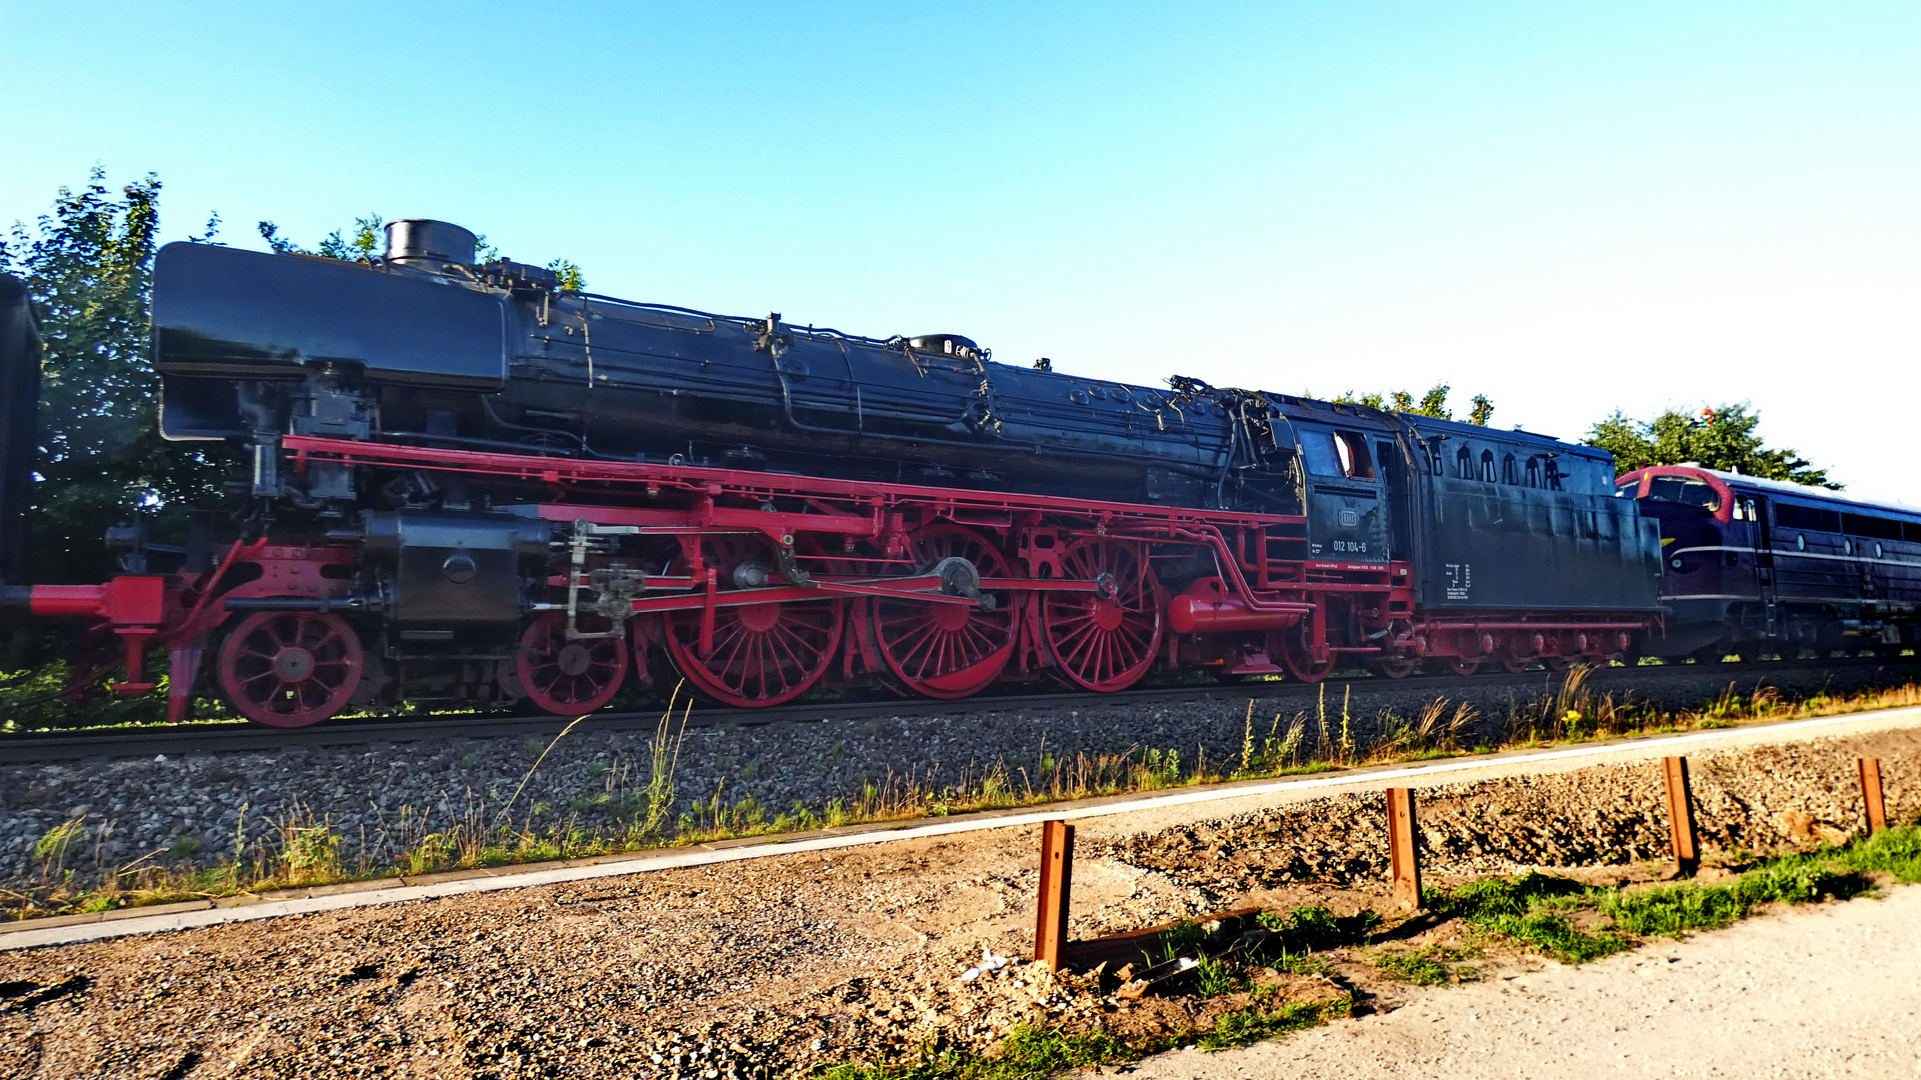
[1334,384,1495,426]
[1,169,236,586]
[258,213,388,262]
[1584,404,1836,488]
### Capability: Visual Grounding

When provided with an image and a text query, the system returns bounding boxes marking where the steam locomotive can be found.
[0,220,1906,727]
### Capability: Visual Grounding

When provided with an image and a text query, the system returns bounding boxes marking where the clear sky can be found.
[4,2,1918,500]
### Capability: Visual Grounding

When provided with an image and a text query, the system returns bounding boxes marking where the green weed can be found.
[1372,945,1479,986]
[1197,995,1354,1051]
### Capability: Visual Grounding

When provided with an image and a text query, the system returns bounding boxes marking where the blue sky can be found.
[4,2,1918,499]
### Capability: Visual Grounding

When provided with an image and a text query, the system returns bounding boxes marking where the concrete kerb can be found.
[5,704,1918,953]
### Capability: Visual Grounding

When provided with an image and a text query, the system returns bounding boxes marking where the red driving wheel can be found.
[662,535,845,707]
[516,611,629,716]
[1041,537,1163,692]
[872,523,1019,699]
[217,611,364,728]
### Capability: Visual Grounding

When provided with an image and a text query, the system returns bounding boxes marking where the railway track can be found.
[6,699,1919,952]
[2,653,1914,764]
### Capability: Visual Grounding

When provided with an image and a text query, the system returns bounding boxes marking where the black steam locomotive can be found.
[0,219,1900,727]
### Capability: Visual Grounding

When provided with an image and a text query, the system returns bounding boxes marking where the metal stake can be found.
[1860,758,1888,836]
[1386,786,1423,913]
[1035,819,1075,971]
[1662,756,1699,875]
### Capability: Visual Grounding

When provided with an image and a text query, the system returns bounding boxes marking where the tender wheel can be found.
[873,523,1019,699]
[662,535,844,707]
[1445,657,1483,676]
[516,611,628,716]
[1370,656,1418,679]
[1542,654,1572,672]
[1276,625,1337,683]
[1041,537,1163,692]
[217,611,364,728]
[1497,653,1531,674]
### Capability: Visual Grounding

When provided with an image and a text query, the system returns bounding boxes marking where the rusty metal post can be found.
[1860,758,1888,836]
[1035,819,1075,971]
[1662,756,1699,875]
[1386,786,1422,913]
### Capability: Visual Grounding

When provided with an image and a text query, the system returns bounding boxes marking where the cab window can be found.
[1300,429,1374,479]
[1301,431,1343,476]
[1614,477,1639,499]
[1646,476,1721,513]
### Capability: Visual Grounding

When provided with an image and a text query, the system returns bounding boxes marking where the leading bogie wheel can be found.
[516,611,629,716]
[217,611,364,728]
[1041,537,1163,692]
[873,523,1019,699]
[661,535,845,707]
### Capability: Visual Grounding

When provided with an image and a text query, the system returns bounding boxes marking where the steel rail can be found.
[0,654,1913,764]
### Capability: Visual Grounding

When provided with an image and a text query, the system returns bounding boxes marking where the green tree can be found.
[1,169,236,587]
[1584,403,1835,488]
[258,213,387,261]
[1334,383,1496,426]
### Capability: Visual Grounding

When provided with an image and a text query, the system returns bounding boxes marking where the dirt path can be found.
[1131,885,1921,1080]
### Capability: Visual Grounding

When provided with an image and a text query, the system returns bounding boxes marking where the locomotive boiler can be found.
[1,220,1667,726]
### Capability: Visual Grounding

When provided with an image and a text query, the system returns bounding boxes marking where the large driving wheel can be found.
[217,611,364,728]
[661,535,845,706]
[516,611,629,716]
[872,523,1019,699]
[1041,537,1163,692]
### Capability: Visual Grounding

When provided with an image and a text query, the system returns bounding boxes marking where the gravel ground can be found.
[3,660,1912,888]
[0,719,1916,1079]
[1129,884,1921,1080]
